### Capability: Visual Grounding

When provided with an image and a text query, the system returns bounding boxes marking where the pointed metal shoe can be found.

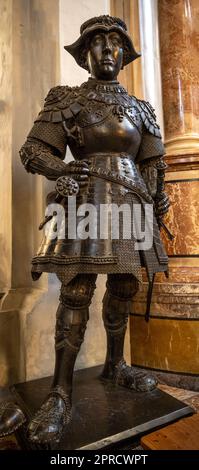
[28,386,72,445]
[109,359,157,392]
[0,401,26,437]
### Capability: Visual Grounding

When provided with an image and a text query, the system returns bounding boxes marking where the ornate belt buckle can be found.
[55,176,79,197]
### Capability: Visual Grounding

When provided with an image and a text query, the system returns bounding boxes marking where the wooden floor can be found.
[0,383,199,450]
[141,413,199,450]
[141,384,199,450]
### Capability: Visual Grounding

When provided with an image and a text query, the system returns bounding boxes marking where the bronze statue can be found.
[0,15,170,444]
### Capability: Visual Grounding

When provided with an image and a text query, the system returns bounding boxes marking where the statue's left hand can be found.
[154,191,170,218]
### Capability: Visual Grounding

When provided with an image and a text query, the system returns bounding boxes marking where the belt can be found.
[88,165,153,203]
[54,167,152,202]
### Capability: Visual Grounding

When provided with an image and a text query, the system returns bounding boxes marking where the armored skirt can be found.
[21,79,168,286]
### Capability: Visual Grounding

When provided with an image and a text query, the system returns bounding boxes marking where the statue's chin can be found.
[94,69,118,81]
[89,62,119,81]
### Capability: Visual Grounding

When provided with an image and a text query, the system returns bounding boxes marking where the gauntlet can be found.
[20,138,90,186]
[154,158,170,220]
[20,139,67,180]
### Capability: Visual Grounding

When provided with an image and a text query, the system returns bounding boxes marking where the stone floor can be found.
[0,383,198,450]
[158,383,199,413]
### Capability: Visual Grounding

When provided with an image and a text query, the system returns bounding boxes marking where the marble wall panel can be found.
[130,315,199,374]
[162,180,199,255]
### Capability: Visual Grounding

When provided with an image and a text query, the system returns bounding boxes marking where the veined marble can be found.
[159,0,199,154]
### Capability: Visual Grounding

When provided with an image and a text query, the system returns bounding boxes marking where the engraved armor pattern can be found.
[20,78,168,285]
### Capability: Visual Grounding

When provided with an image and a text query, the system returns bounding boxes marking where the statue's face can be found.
[87,31,123,80]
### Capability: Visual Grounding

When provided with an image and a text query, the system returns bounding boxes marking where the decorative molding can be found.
[165,154,199,172]
[166,178,199,184]
[165,135,199,157]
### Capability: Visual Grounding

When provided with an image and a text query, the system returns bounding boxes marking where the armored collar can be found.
[79,78,133,108]
[81,78,127,95]
[35,81,162,138]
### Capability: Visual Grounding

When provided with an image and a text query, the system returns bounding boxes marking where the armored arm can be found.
[19,86,71,180]
[139,155,170,220]
[20,133,89,184]
[20,137,68,181]
[20,86,90,185]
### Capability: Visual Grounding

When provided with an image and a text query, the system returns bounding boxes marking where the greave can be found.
[101,277,157,392]
[52,302,89,394]
[101,290,130,378]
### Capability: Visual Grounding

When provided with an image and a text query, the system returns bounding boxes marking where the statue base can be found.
[11,365,193,450]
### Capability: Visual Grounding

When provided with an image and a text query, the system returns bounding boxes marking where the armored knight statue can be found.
[0,15,170,444]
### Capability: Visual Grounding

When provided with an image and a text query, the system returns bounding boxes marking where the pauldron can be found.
[34,83,162,139]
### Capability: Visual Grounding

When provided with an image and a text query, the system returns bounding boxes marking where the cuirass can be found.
[61,80,143,159]
[68,112,142,159]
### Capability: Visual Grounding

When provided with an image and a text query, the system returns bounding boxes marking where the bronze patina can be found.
[0,15,170,445]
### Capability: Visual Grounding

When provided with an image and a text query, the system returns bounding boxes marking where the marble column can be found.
[130,0,199,390]
[160,0,199,156]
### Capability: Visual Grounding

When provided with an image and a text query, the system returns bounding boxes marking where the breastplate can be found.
[69,111,142,159]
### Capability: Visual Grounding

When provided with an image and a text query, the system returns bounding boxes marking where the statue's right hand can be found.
[64,160,90,188]
[55,161,90,199]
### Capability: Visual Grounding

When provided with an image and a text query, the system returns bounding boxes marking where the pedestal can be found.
[11,366,193,450]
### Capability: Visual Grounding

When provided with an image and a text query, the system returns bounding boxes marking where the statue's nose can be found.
[103,36,112,52]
